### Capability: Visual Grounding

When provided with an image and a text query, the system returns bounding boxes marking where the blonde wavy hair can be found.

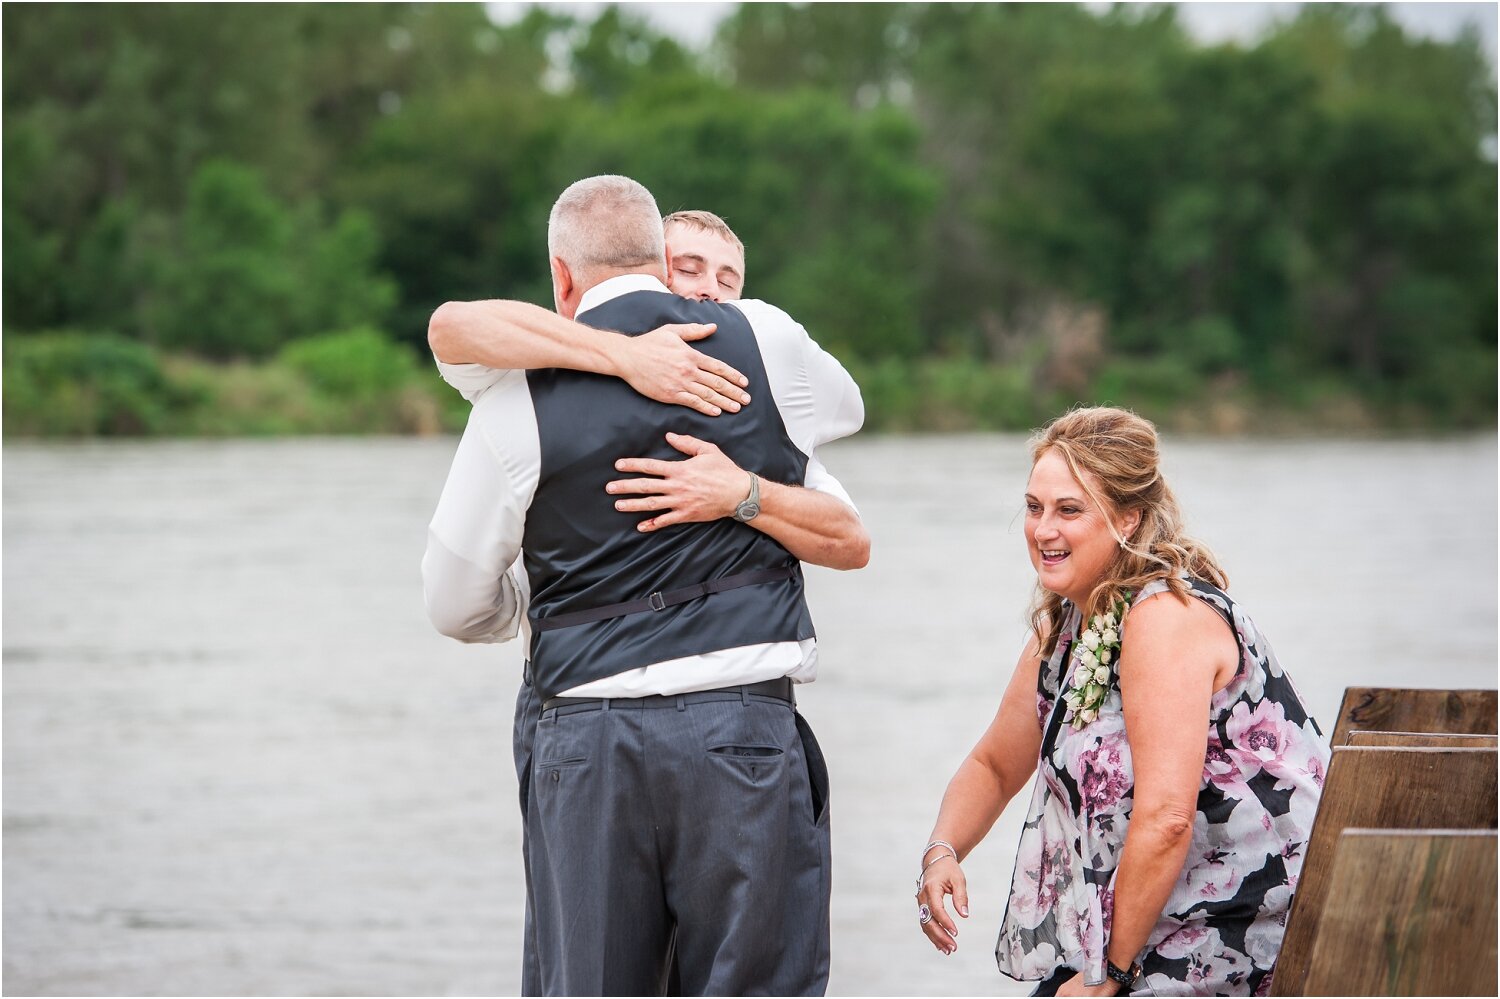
[1027,407,1227,657]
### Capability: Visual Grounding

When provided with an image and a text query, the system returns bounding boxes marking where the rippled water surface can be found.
[5,434,1496,996]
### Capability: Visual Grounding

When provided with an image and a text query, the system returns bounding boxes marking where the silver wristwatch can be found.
[732,472,761,522]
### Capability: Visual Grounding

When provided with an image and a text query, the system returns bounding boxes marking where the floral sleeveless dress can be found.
[995,578,1329,996]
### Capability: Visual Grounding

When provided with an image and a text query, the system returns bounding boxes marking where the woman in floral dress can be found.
[915,407,1328,996]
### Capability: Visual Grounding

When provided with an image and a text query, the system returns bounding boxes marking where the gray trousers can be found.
[513,674,543,996]
[517,685,832,997]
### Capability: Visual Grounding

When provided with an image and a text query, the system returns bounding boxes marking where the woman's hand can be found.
[916,855,969,955]
[915,637,1046,959]
[1055,971,1122,996]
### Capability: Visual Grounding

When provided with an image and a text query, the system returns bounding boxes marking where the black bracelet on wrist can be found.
[1105,958,1140,991]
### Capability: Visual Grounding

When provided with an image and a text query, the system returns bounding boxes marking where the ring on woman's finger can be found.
[918,903,932,925]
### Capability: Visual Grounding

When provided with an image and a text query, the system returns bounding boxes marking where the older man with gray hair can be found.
[423,175,864,996]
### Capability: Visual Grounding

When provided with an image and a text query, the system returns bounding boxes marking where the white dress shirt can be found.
[422,274,864,696]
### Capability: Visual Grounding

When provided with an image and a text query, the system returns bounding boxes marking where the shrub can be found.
[275,327,422,401]
[2,331,192,434]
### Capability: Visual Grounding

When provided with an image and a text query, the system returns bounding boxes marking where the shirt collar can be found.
[577,273,671,317]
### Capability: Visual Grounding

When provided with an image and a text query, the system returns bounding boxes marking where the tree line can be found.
[4,3,1494,434]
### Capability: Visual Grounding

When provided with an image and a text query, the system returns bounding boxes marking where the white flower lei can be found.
[1062,599,1129,730]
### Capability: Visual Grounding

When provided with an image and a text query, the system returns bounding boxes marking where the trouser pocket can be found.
[794,711,830,826]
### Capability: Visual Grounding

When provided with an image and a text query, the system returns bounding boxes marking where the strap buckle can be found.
[648,591,666,612]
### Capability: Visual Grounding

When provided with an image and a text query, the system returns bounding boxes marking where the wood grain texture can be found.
[1303,830,1497,996]
[1347,730,1499,748]
[1331,688,1497,746]
[1270,747,1498,996]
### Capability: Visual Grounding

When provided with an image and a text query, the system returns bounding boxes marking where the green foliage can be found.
[1090,356,1201,413]
[3,2,1495,436]
[2,328,447,437]
[554,82,937,359]
[849,358,1059,432]
[144,161,395,358]
[277,327,423,400]
[3,332,193,435]
[336,77,570,342]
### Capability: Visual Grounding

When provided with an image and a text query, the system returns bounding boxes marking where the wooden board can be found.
[1303,830,1497,996]
[1346,730,1499,748]
[1269,747,1498,996]
[1331,688,1497,746]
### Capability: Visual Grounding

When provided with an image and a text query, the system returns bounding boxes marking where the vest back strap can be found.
[532,564,797,634]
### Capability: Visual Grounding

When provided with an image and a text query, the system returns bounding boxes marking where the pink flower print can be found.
[1204,734,1239,780]
[1287,722,1329,788]
[1009,825,1067,930]
[1203,732,1256,800]
[1154,922,1213,960]
[1053,896,1085,948]
[1035,841,1071,905]
[1070,731,1133,815]
[1008,876,1051,931]
[1196,947,1250,988]
[1160,926,1249,987]
[1245,882,1296,966]
[1248,715,1330,795]
[1010,843,1070,931]
[1007,940,1060,980]
[1228,698,1297,765]
[1181,844,1241,901]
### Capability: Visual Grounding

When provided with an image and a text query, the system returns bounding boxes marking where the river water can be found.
[4,434,1495,996]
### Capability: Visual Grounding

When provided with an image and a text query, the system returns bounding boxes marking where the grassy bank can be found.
[3,330,464,438]
[3,332,1492,439]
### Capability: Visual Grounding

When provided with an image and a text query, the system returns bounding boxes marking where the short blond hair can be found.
[663,209,746,260]
[548,175,665,280]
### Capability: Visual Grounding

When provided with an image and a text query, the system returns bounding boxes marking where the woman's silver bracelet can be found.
[916,844,959,895]
[922,850,957,872]
[922,839,957,861]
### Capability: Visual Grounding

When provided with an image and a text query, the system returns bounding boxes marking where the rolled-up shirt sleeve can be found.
[435,359,508,404]
[422,414,528,643]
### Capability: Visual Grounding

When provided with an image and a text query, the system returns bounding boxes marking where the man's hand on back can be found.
[607,433,871,569]
[608,324,752,418]
[428,300,751,417]
[607,432,745,530]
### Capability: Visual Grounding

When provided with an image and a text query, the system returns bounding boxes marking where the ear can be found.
[660,241,673,283]
[550,255,575,318]
[1118,507,1143,544]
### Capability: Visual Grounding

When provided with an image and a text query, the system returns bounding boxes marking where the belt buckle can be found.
[648,591,666,612]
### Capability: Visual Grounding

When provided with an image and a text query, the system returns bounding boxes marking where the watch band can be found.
[733,472,761,522]
[1105,959,1140,990]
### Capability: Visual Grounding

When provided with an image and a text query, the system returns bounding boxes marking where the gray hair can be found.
[547,175,665,278]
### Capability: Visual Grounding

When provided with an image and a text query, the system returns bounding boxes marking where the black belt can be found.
[541,677,795,714]
[531,564,798,634]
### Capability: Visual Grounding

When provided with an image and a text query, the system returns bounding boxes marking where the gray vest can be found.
[522,290,815,699]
